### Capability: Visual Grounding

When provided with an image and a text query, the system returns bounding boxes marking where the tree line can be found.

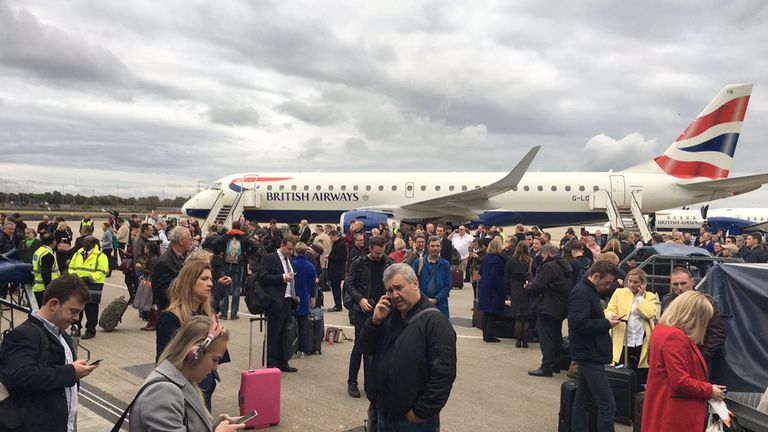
[0,191,190,209]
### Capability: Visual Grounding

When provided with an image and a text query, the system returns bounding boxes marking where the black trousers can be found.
[482,312,498,341]
[330,279,342,308]
[537,313,563,373]
[82,303,99,333]
[296,315,310,353]
[619,345,648,388]
[349,310,373,386]
[266,298,292,367]
[34,291,45,309]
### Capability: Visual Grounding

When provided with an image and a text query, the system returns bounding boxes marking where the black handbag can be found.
[244,273,270,314]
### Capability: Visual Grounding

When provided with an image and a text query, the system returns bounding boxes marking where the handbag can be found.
[132,276,153,310]
[706,400,746,432]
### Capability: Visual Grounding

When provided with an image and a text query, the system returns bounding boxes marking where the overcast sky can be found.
[1,0,767,207]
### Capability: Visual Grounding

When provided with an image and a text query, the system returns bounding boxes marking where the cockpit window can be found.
[209,182,222,191]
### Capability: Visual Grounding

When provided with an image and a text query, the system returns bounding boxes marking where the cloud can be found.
[206,106,260,126]
[580,133,661,171]
[275,100,345,126]
[343,137,366,152]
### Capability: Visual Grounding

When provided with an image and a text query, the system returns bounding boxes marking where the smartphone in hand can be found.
[88,359,103,366]
[235,410,258,424]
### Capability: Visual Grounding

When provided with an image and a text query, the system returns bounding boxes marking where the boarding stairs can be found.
[591,189,652,242]
[200,180,261,235]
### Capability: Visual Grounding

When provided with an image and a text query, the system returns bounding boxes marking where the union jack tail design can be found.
[625,84,752,179]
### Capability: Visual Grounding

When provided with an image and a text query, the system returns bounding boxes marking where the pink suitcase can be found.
[239,317,281,429]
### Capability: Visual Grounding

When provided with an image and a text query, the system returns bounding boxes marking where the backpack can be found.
[244,273,271,315]
[225,237,241,264]
[99,296,129,332]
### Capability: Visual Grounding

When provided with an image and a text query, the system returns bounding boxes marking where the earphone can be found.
[187,320,223,364]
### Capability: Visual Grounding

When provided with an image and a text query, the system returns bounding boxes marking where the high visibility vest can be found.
[69,245,108,284]
[32,246,59,292]
[81,219,94,228]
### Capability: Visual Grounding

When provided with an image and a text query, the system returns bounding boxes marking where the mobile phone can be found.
[88,359,102,366]
[235,410,258,424]
[618,314,627,320]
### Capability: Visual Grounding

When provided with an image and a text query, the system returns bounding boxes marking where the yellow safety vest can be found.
[81,219,94,228]
[69,245,109,284]
[32,246,59,292]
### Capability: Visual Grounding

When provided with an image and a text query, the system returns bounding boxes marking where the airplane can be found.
[182,84,768,239]
[654,206,768,234]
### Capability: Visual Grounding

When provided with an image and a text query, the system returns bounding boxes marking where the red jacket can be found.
[642,324,712,432]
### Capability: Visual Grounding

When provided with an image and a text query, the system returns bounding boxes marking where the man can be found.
[449,225,473,276]
[349,232,366,264]
[744,232,768,263]
[359,263,457,431]
[344,236,392,398]
[413,236,452,318]
[735,235,749,259]
[425,223,436,238]
[152,226,192,313]
[514,224,526,242]
[0,275,98,432]
[570,243,593,280]
[0,220,17,253]
[79,214,93,236]
[475,224,487,241]
[594,229,605,248]
[326,230,346,312]
[698,231,715,254]
[660,267,726,363]
[527,243,572,377]
[530,237,544,276]
[32,232,60,307]
[156,220,170,254]
[435,225,454,264]
[257,236,299,372]
[212,221,255,320]
[568,261,621,432]
[298,219,312,244]
[68,236,109,339]
[403,232,426,267]
[37,215,50,236]
[721,243,738,258]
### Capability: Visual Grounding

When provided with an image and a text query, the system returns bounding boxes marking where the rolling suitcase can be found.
[99,296,129,332]
[451,269,464,289]
[606,334,638,425]
[239,317,281,429]
[472,298,484,330]
[558,380,597,432]
[308,307,323,355]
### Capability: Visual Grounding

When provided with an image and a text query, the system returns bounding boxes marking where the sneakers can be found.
[348,383,361,398]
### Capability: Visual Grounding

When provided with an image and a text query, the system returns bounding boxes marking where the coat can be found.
[527,255,571,319]
[292,255,317,317]
[642,324,712,432]
[69,245,109,304]
[257,251,296,304]
[568,278,612,364]
[327,239,347,282]
[505,254,531,318]
[477,254,506,315]
[129,360,213,432]
[18,238,42,263]
[413,256,452,318]
[152,248,186,311]
[0,315,78,432]
[604,288,658,368]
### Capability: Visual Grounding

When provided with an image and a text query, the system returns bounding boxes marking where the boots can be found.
[141,309,158,331]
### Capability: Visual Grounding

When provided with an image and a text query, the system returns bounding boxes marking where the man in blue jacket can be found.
[568,260,621,432]
[412,236,452,318]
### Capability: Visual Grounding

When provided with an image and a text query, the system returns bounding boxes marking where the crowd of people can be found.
[2,210,766,431]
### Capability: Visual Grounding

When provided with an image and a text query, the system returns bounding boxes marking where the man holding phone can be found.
[0,274,98,431]
[359,263,457,432]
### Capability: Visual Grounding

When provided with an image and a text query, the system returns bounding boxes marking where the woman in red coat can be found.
[642,291,727,432]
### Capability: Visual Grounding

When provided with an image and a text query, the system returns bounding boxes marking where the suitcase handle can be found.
[248,315,268,371]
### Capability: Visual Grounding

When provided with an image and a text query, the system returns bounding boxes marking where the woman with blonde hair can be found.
[477,237,506,343]
[388,237,407,263]
[127,316,245,432]
[604,269,658,386]
[642,291,727,432]
[602,238,622,256]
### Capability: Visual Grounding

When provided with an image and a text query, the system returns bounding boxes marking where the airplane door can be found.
[610,175,626,207]
[405,182,415,198]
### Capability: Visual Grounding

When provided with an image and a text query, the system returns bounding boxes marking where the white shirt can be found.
[32,312,77,432]
[625,294,646,348]
[451,234,474,259]
[158,230,169,254]
[277,249,294,298]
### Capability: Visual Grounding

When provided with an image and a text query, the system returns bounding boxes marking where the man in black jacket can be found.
[436,225,454,263]
[528,243,572,377]
[257,235,299,372]
[359,263,456,432]
[568,260,621,432]
[744,232,768,263]
[326,231,346,312]
[0,274,98,432]
[344,236,393,398]
[151,227,192,312]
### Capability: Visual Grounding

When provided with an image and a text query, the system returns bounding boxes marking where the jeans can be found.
[537,313,563,372]
[348,310,372,386]
[220,263,242,318]
[573,361,615,432]
[377,411,440,432]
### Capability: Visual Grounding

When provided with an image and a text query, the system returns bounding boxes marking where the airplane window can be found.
[462,186,467,191]
[537,186,543,191]
[209,182,222,190]
[551,186,557,191]
[328,185,334,191]
[341,185,346,191]
[316,185,321,191]
[353,185,359,191]
[593,186,599,191]
[267,185,273,191]
[407,185,413,191]
[565,186,571,191]
[421,185,426,191]
[524,186,530,191]
[279,185,285,191]
[304,185,309,191]
[579,186,585,192]
[291,185,297,191]
[449,186,455,191]
[378,185,384,191]
[474,185,480,189]
[512,186,518,191]
[435,186,441,191]
[392,185,397,191]
[366,185,371,191]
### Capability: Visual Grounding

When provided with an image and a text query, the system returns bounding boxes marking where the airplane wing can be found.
[677,172,768,194]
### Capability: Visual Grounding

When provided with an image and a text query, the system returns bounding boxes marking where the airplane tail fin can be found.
[624,84,752,179]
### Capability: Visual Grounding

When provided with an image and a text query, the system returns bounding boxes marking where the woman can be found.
[156,258,228,410]
[586,236,602,259]
[326,231,346,312]
[469,238,486,298]
[713,241,724,257]
[100,221,116,276]
[128,316,245,432]
[602,238,622,257]
[292,243,317,356]
[642,291,727,432]
[477,237,506,343]
[53,221,73,272]
[506,240,531,348]
[135,241,161,329]
[388,238,408,263]
[604,269,658,386]
[18,228,41,263]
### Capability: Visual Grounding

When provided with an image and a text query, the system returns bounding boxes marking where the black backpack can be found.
[244,273,271,315]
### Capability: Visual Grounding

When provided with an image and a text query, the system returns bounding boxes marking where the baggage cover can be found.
[239,317,281,428]
[558,380,597,432]
[99,296,129,332]
[451,269,464,288]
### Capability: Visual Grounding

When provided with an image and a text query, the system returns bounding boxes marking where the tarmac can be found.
[30,272,632,432]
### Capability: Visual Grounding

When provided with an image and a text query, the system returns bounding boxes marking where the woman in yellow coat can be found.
[604,268,659,386]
